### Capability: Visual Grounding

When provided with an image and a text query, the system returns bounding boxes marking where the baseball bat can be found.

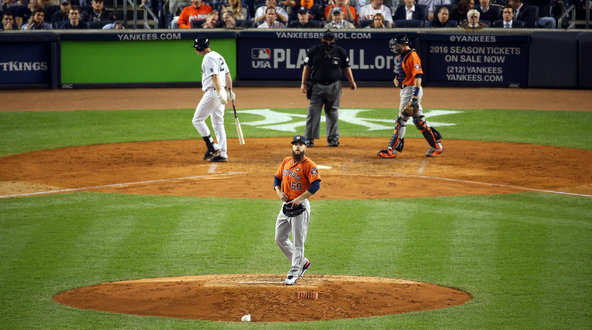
[231,99,245,145]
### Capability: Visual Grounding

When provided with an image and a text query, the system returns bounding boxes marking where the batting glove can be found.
[228,89,236,101]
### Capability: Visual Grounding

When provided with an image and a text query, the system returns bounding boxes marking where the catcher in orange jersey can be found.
[378,34,443,159]
[274,135,321,285]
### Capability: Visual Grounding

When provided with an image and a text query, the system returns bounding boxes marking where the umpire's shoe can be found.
[328,138,339,147]
[377,148,397,159]
[306,139,314,147]
[203,149,221,161]
[425,142,443,157]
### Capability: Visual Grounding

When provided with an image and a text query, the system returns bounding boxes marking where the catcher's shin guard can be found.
[388,116,407,152]
[413,117,442,149]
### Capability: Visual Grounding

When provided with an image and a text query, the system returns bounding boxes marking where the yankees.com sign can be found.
[237,31,405,81]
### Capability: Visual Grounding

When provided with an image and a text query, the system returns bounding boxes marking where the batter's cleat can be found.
[209,155,228,162]
[306,140,314,147]
[203,149,221,161]
[377,148,397,159]
[425,142,443,157]
[328,139,340,147]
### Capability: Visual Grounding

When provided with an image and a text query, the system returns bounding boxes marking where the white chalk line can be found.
[0,172,248,199]
[379,172,592,198]
[239,280,285,284]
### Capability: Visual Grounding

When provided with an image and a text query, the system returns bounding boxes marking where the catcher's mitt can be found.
[401,99,419,117]
[282,202,306,217]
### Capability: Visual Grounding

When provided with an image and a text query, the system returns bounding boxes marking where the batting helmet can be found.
[389,34,409,54]
[193,38,210,51]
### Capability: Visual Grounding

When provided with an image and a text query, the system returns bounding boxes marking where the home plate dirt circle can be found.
[53,274,472,322]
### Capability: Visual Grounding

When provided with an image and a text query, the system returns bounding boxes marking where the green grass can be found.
[0,192,590,328]
[1,105,592,328]
[1,108,591,156]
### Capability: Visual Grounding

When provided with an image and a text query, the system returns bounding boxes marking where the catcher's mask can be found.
[389,34,409,54]
[193,37,210,51]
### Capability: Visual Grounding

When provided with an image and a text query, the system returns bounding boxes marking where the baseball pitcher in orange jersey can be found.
[378,34,444,159]
[274,135,321,285]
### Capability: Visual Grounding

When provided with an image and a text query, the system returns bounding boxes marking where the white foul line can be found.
[0,172,247,199]
[384,173,592,198]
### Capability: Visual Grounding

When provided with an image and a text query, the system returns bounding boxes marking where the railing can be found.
[558,4,576,29]
[587,0,591,29]
[121,0,158,29]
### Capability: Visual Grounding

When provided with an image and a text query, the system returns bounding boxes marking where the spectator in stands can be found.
[289,7,321,27]
[526,0,556,28]
[323,0,356,23]
[365,11,386,27]
[476,0,500,23]
[429,5,456,26]
[21,7,51,28]
[393,0,428,21]
[279,0,298,20]
[507,0,537,27]
[459,8,487,28]
[299,0,325,21]
[221,8,237,26]
[177,0,213,28]
[358,0,393,27]
[449,0,473,21]
[325,6,355,27]
[221,0,248,19]
[491,5,525,27]
[1,11,18,30]
[202,10,220,27]
[60,6,88,28]
[254,0,288,23]
[257,5,285,26]
[102,20,125,28]
[418,0,451,20]
[169,0,190,16]
[82,0,115,22]
[51,0,70,27]
[16,0,43,28]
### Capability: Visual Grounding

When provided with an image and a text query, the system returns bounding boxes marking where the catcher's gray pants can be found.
[275,199,311,277]
[305,81,341,142]
[397,85,424,139]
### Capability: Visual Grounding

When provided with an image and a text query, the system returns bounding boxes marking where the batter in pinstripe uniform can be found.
[378,34,444,159]
[274,135,321,285]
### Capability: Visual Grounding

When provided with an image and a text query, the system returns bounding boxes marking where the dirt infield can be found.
[2,87,591,322]
[53,274,472,322]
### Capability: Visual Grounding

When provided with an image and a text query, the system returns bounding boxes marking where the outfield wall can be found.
[0,29,590,89]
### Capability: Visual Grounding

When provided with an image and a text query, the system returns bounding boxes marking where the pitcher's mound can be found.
[54,274,472,322]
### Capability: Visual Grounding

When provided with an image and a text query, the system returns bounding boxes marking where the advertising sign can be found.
[0,43,50,85]
[419,34,529,87]
[238,31,407,81]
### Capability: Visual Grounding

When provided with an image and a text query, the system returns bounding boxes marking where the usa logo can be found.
[251,48,271,60]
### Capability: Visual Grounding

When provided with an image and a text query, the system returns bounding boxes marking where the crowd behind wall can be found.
[1,0,585,30]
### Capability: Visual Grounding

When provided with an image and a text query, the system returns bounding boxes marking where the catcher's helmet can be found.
[193,38,210,51]
[389,34,409,54]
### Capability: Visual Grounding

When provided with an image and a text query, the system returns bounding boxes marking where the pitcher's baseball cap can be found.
[291,135,307,145]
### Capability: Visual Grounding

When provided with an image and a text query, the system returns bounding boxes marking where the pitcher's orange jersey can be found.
[398,50,423,86]
[275,156,321,201]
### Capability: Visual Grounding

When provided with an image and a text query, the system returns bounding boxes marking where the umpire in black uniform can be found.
[300,31,357,147]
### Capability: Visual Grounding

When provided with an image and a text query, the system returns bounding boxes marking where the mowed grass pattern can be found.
[0,108,591,328]
[0,192,590,328]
